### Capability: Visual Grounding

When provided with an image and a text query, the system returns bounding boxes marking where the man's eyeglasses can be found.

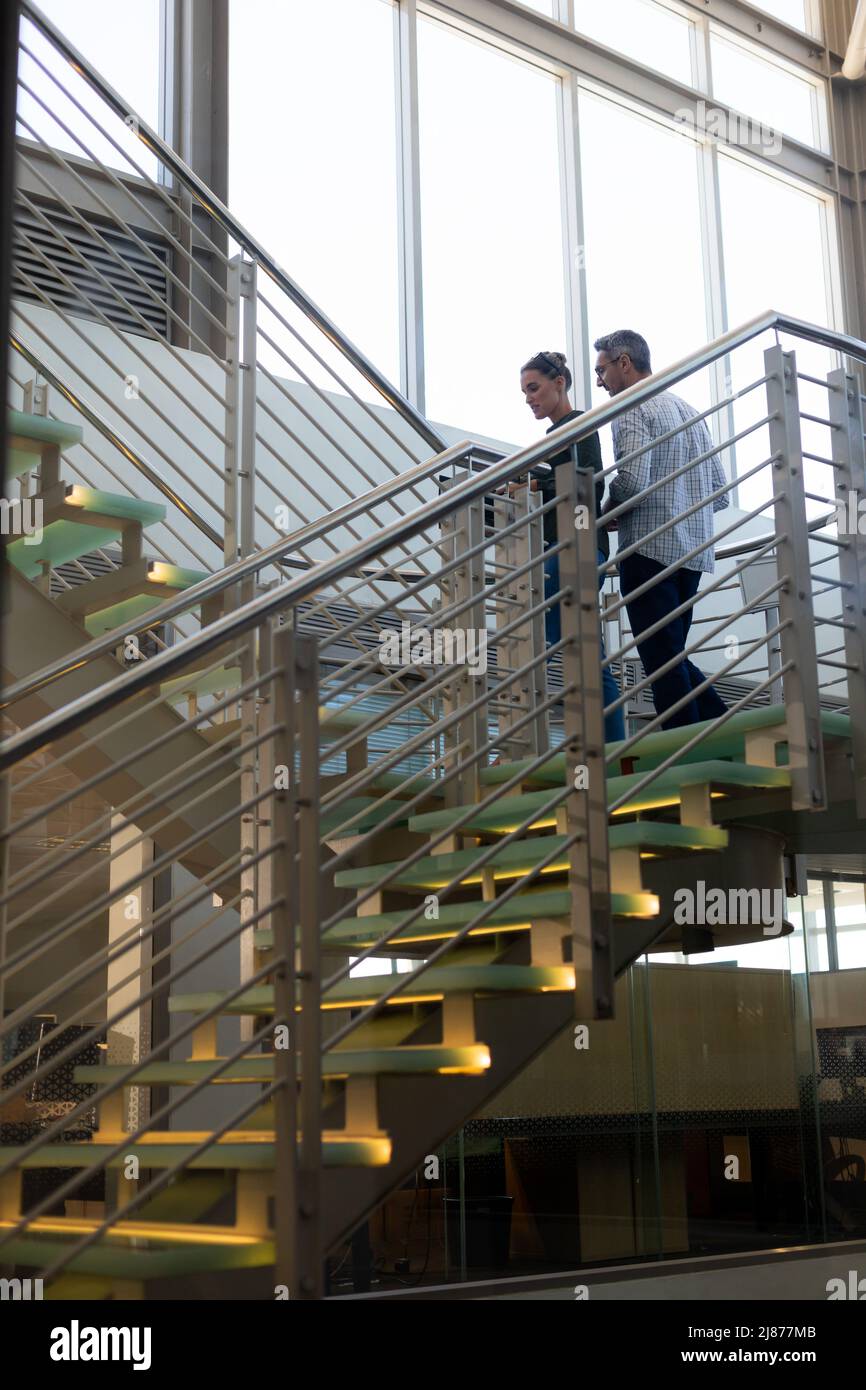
[595,358,618,379]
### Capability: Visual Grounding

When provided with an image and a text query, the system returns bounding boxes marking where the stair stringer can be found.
[3,566,239,884]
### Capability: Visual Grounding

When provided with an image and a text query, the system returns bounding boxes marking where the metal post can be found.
[271,622,299,1297]
[224,255,242,575]
[828,367,866,816]
[438,474,486,807]
[764,346,826,812]
[237,257,258,579]
[555,460,613,1020]
[765,603,784,706]
[492,485,548,760]
[236,257,259,1037]
[394,0,425,412]
[293,632,322,1299]
[0,773,10,1031]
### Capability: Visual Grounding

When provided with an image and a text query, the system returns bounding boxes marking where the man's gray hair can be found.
[593,330,652,374]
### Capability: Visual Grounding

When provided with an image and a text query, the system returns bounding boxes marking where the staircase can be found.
[3,2,866,1304]
[2,325,866,1299]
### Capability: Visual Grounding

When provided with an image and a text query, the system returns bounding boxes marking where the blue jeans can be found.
[544,549,625,745]
[619,553,726,730]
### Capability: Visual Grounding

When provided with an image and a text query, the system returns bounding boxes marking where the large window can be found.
[572,0,694,86]
[710,28,829,152]
[751,0,816,35]
[717,153,838,513]
[579,91,712,416]
[418,18,567,441]
[229,0,401,391]
[829,883,866,971]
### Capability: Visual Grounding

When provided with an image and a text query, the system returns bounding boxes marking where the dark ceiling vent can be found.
[12,199,170,340]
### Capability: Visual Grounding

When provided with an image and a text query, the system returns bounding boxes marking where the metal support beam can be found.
[492,485,548,759]
[828,365,866,815]
[171,0,229,354]
[272,621,299,1298]
[293,632,323,1300]
[395,0,426,412]
[556,459,612,1020]
[438,474,487,806]
[765,345,827,812]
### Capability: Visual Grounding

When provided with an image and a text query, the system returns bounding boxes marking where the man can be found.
[593,329,728,730]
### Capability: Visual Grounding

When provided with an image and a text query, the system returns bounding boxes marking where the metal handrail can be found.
[3,307,864,767]
[18,0,447,455]
[5,308,864,725]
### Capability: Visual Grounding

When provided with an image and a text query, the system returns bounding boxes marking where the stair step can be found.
[7,408,84,449]
[73,1044,491,1087]
[333,820,728,892]
[168,964,576,1018]
[318,704,376,739]
[56,484,166,527]
[612,705,851,774]
[0,1231,274,1281]
[5,485,166,580]
[412,761,791,835]
[319,884,667,950]
[81,562,210,635]
[481,708,849,788]
[0,1132,391,1170]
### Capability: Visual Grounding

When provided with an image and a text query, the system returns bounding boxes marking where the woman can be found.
[519,350,625,744]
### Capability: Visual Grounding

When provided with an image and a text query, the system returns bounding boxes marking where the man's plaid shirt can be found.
[608,391,729,574]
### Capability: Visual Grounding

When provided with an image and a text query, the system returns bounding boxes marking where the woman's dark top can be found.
[531,408,608,559]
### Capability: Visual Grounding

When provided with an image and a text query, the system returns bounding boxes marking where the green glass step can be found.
[58,485,165,526]
[168,964,576,1019]
[6,486,166,581]
[319,704,375,739]
[482,709,850,789]
[317,881,671,950]
[7,520,123,580]
[0,1233,274,1281]
[143,561,208,588]
[410,761,791,836]
[613,706,851,774]
[0,1132,391,1170]
[7,408,83,449]
[253,890,573,951]
[73,1043,492,1088]
[83,563,210,634]
[334,819,729,892]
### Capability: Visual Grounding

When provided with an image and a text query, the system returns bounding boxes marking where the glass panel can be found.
[519,0,556,14]
[710,29,828,152]
[799,881,830,973]
[579,91,712,424]
[833,882,866,971]
[418,18,567,442]
[572,0,694,86]
[229,0,401,392]
[751,0,810,33]
[17,1,161,178]
[717,153,837,517]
